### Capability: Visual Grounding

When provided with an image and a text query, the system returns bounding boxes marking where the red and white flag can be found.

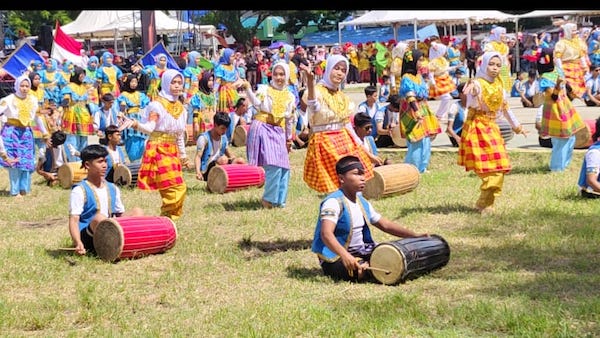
[51,21,84,68]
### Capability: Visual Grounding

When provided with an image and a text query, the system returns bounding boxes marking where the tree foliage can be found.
[5,10,77,37]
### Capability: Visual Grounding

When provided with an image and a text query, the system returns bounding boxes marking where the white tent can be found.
[338,10,515,48]
[61,10,215,39]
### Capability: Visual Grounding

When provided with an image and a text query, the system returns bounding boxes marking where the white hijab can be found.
[270,60,290,90]
[158,69,183,102]
[476,51,501,83]
[318,54,349,91]
[14,75,30,99]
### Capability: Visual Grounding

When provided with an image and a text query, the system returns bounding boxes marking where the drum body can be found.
[574,119,596,149]
[206,164,265,194]
[57,162,87,189]
[184,123,198,146]
[390,125,407,148]
[232,125,251,147]
[532,92,544,108]
[93,216,178,262]
[369,234,450,285]
[108,162,141,187]
[363,163,419,200]
[496,118,514,144]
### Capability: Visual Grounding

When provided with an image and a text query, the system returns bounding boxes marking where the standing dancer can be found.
[117,73,150,163]
[299,54,374,194]
[128,69,189,220]
[458,51,528,214]
[554,22,589,101]
[243,60,296,208]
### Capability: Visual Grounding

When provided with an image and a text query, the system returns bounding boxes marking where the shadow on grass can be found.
[507,163,550,175]
[286,265,330,281]
[238,238,312,259]
[394,202,479,216]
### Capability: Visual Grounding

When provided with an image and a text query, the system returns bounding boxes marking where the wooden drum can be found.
[206,164,265,194]
[232,124,251,147]
[363,163,420,200]
[93,216,178,262]
[390,125,407,148]
[108,162,141,188]
[57,162,88,189]
[369,234,450,285]
[574,119,596,149]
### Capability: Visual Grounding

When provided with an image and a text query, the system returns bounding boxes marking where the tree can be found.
[6,10,76,36]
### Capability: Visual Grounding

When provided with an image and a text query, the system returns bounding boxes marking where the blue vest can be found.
[97,107,119,133]
[75,179,118,231]
[453,104,466,136]
[578,141,600,190]
[311,190,375,262]
[104,145,126,179]
[364,135,378,156]
[199,131,228,172]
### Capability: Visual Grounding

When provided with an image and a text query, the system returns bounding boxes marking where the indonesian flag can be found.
[51,21,84,68]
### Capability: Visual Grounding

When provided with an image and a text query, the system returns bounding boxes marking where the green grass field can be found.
[0,146,598,337]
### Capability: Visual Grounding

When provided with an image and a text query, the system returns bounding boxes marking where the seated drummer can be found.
[352,112,391,167]
[578,118,600,199]
[100,124,127,181]
[194,111,246,182]
[68,144,143,256]
[311,155,428,283]
[36,130,67,186]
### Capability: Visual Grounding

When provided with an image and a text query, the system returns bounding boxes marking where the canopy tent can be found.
[338,10,515,48]
[301,26,416,47]
[60,10,216,39]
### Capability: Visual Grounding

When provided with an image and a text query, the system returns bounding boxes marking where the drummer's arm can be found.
[320,219,361,272]
[372,217,429,238]
[68,215,86,255]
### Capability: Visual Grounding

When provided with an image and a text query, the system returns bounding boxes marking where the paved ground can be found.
[343,83,600,151]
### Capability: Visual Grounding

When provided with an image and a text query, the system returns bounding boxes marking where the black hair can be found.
[234,97,246,109]
[80,144,108,167]
[70,66,86,85]
[594,117,600,142]
[364,85,377,96]
[101,93,115,102]
[335,155,364,175]
[353,112,372,128]
[387,94,400,109]
[50,130,66,148]
[100,124,120,145]
[213,111,231,128]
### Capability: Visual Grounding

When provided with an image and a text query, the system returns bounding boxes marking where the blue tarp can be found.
[301,26,416,47]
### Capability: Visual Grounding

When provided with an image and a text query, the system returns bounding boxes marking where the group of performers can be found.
[1,23,600,282]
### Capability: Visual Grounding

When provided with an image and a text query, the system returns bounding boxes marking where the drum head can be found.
[369,243,406,285]
[57,163,75,189]
[390,126,407,148]
[363,169,385,200]
[93,218,125,262]
[233,125,247,147]
[113,165,132,187]
[206,165,228,194]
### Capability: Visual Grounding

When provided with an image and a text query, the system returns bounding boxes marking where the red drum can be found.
[206,164,265,194]
[93,216,177,262]
[369,234,450,285]
[232,124,251,147]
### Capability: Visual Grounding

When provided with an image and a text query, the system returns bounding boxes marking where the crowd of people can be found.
[1,20,599,282]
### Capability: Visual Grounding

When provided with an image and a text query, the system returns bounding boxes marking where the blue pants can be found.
[7,167,32,196]
[263,165,290,207]
[64,134,88,163]
[405,137,432,173]
[124,136,146,162]
[550,135,576,172]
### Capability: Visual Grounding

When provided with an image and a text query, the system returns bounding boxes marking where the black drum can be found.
[369,234,450,285]
[107,162,141,188]
[496,118,514,144]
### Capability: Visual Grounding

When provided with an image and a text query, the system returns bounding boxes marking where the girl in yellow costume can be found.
[458,52,528,215]
[300,54,374,193]
[554,22,589,100]
[483,26,513,95]
[129,69,190,220]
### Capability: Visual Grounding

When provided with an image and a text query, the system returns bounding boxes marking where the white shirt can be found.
[69,182,125,216]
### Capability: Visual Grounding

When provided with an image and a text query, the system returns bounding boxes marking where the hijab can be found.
[159,69,183,102]
[401,49,423,76]
[428,42,448,60]
[270,60,290,90]
[318,54,348,91]
[476,51,501,83]
[187,51,200,68]
[219,48,234,65]
[28,71,40,91]
[198,71,213,95]
[489,26,506,42]
[87,56,99,70]
[121,73,138,93]
[70,66,86,85]
[14,74,31,99]
[154,53,168,69]
[536,48,555,75]
[562,23,578,40]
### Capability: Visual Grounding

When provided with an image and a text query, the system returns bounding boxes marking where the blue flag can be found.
[417,24,440,41]
[1,43,45,79]
[140,41,181,71]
